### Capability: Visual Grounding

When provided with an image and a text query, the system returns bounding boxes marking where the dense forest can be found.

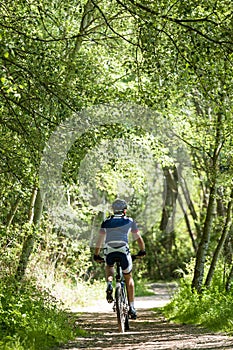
[0,0,232,348]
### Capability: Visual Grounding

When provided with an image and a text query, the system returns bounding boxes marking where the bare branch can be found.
[91,0,141,48]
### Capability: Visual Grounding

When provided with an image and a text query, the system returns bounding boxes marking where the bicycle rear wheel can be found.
[115,284,129,332]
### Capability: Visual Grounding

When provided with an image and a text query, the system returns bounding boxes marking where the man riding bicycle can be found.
[94,199,146,319]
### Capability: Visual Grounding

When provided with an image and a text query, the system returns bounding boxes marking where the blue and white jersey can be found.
[100,214,139,244]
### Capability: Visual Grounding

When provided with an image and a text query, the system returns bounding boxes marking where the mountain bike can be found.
[112,256,129,332]
[112,254,139,333]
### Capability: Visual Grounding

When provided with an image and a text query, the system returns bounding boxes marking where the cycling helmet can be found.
[112,199,127,213]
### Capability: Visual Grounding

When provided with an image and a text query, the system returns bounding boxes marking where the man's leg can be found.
[105,265,114,282]
[124,272,137,319]
[124,272,134,303]
[105,264,114,303]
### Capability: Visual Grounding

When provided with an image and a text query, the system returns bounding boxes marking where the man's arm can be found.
[135,235,145,251]
[94,229,106,256]
[132,230,146,253]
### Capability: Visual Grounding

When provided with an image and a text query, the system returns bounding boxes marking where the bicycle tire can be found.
[115,284,128,332]
[122,287,129,331]
[125,313,129,331]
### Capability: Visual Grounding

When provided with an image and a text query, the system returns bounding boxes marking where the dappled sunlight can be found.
[57,284,233,350]
[59,309,233,350]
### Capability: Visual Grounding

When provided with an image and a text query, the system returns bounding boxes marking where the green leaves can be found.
[164,261,233,333]
[0,277,82,349]
[0,0,232,324]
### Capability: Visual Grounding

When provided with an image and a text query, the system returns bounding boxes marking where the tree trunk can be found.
[180,177,201,239]
[28,187,38,224]
[33,188,43,225]
[64,0,96,84]
[191,113,223,293]
[226,261,233,292]
[205,188,233,288]
[6,195,21,228]
[178,193,197,252]
[191,184,216,292]
[159,166,178,252]
[216,187,227,216]
[16,188,43,281]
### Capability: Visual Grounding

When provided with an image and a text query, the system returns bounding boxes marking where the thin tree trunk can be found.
[16,188,43,281]
[216,187,227,216]
[226,262,233,292]
[6,195,21,228]
[180,178,201,239]
[64,0,96,84]
[33,188,43,225]
[178,193,197,252]
[205,188,233,288]
[28,187,38,224]
[159,166,178,252]
[191,113,223,293]
[191,184,216,292]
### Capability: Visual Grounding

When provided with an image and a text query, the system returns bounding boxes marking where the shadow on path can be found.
[56,283,233,350]
[58,309,233,350]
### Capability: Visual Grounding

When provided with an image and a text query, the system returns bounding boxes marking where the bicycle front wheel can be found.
[115,284,128,333]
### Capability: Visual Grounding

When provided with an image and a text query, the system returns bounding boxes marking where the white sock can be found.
[130,302,134,308]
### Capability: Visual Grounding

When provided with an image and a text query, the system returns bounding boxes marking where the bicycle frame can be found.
[113,258,129,333]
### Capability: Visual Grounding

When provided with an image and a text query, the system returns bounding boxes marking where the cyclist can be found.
[94,199,146,319]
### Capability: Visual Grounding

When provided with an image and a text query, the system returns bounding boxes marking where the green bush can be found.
[163,262,233,334]
[0,277,85,350]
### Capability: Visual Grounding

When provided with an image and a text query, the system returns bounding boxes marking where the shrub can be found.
[0,277,85,350]
[163,262,233,334]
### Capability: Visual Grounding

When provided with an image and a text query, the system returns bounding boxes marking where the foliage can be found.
[0,277,85,350]
[163,260,233,334]
[132,223,195,281]
[0,0,233,345]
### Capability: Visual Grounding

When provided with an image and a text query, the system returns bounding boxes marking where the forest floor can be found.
[57,283,233,350]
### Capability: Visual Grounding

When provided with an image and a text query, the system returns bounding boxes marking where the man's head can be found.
[112,199,127,214]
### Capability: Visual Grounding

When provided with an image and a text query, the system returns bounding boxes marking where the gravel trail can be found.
[57,283,233,350]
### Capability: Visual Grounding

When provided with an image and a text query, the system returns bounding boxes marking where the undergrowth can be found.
[0,277,86,350]
[163,262,233,334]
[0,275,153,350]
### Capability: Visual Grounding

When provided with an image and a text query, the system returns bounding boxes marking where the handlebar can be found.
[131,254,144,261]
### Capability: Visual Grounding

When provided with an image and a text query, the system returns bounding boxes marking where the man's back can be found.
[101,214,138,244]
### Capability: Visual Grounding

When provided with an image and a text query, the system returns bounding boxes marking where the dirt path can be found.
[58,283,233,350]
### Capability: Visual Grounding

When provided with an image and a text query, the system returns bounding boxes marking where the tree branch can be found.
[116,0,233,48]
[91,0,140,48]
